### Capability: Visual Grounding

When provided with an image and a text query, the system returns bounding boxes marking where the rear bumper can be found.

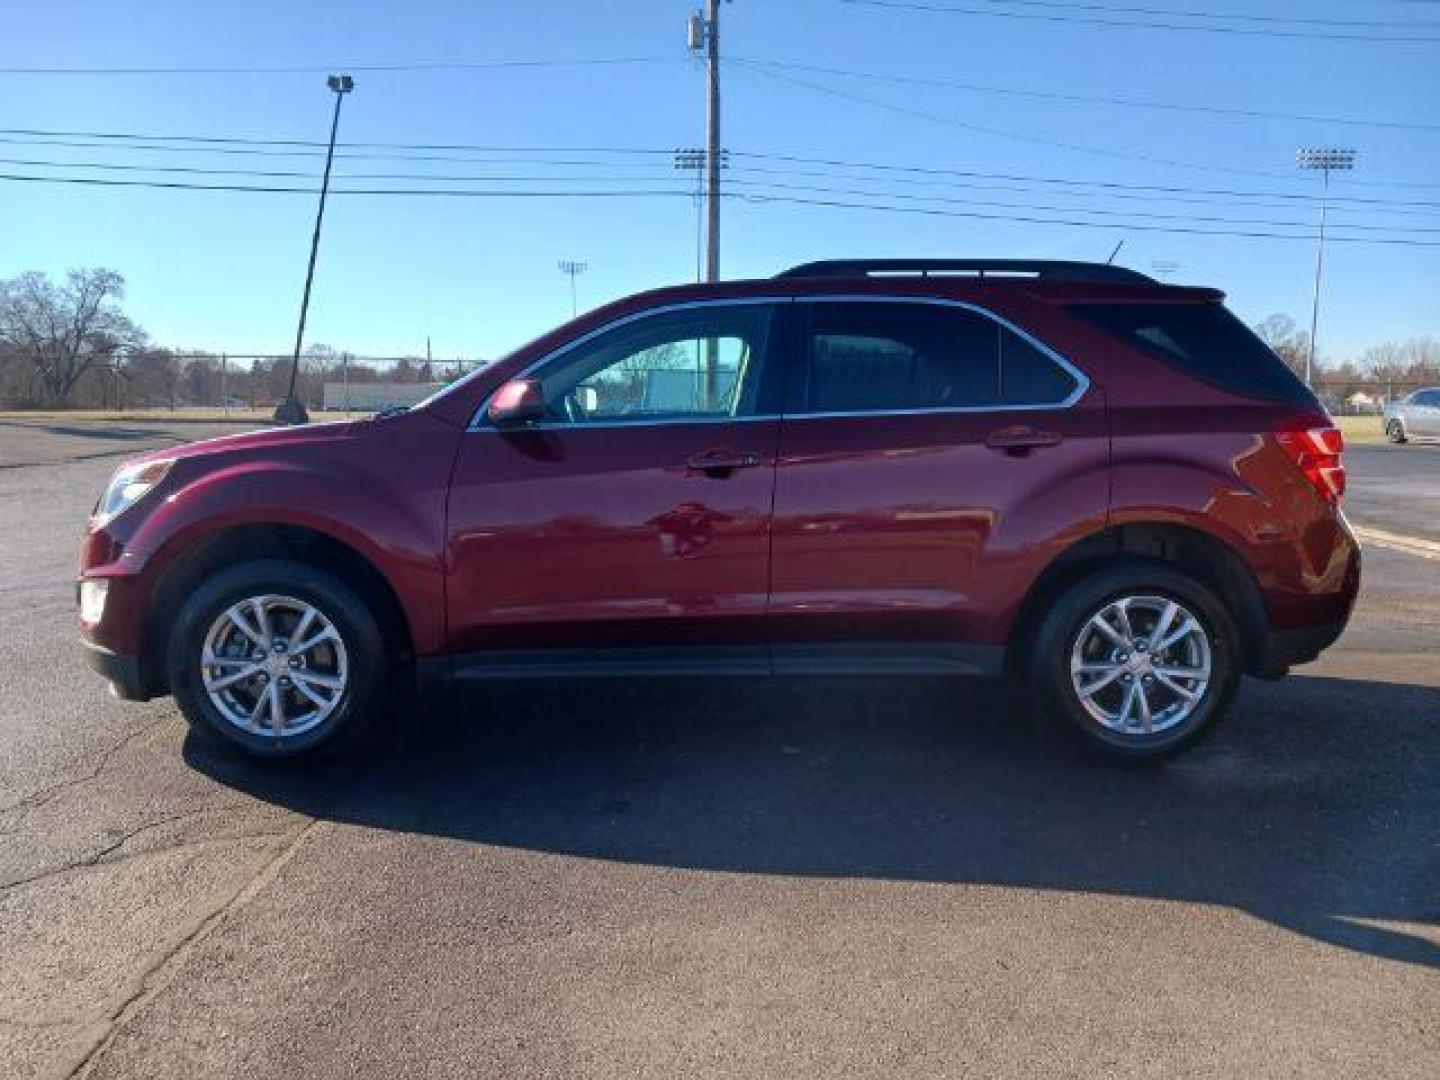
[80,638,155,701]
[1255,619,1348,679]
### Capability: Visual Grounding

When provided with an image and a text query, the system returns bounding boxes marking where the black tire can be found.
[1387,420,1408,444]
[1028,561,1241,760]
[167,557,390,759]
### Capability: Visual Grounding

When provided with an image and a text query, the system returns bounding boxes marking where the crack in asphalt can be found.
[63,818,324,1080]
[0,803,274,894]
[0,714,175,818]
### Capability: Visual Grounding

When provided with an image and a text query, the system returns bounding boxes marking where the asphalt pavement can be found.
[1,419,1436,1079]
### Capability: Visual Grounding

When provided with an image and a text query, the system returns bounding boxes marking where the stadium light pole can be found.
[558,259,588,318]
[275,74,354,425]
[1297,147,1356,390]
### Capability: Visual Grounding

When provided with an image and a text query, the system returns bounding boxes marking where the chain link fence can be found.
[0,350,483,413]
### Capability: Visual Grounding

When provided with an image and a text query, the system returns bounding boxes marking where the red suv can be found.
[78,259,1359,760]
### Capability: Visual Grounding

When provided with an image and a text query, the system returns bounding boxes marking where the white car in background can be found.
[1384,388,1440,443]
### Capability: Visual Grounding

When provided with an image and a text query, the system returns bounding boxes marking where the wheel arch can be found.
[140,522,417,697]
[1005,520,1271,678]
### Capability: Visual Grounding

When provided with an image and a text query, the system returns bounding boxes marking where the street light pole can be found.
[1297,147,1356,390]
[275,74,354,425]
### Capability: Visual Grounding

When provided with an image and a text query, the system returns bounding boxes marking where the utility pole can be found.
[557,259,588,318]
[220,353,228,416]
[1297,147,1356,390]
[688,3,724,406]
[691,1,722,283]
[276,74,354,425]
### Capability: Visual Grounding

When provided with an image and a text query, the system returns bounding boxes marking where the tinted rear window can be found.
[799,301,1078,414]
[1068,302,1316,404]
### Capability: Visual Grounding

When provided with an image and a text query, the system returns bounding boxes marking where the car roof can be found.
[590,273,1222,317]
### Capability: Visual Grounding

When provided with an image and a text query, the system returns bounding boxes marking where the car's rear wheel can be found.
[1029,562,1240,759]
[1387,420,1408,444]
[167,558,389,758]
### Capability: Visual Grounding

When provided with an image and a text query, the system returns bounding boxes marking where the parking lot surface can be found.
[1,419,1436,1079]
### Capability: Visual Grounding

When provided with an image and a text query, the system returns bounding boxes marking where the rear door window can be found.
[794,301,1079,415]
[1068,302,1317,404]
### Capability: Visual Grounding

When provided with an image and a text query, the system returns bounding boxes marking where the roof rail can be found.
[775,259,1156,285]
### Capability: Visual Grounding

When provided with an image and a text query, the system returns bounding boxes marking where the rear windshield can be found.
[1067,302,1317,404]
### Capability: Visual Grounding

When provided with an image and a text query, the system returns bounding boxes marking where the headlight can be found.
[95,459,174,525]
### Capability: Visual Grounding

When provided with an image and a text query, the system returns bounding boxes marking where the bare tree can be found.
[1253,313,1312,379]
[0,269,145,404]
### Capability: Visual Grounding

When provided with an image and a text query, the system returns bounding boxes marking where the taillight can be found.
[1274,423,1345,503]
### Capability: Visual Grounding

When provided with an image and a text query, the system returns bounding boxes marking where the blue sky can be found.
[2,0,1437,365]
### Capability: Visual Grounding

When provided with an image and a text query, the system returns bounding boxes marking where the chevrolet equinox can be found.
[78,259,1360,760]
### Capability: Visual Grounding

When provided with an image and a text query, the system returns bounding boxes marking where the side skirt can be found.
[419,642,1005,688]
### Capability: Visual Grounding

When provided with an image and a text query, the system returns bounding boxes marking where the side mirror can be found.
[487,378,546,427]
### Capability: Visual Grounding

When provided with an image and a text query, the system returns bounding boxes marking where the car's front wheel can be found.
[1029,562,1241,759]
[167,558,390,758]
[1387,419,1408,444]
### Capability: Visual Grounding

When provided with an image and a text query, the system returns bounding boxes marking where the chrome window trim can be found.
[468,293,1089,431]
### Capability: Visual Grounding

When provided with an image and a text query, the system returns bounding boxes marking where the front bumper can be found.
[80,638,155,701]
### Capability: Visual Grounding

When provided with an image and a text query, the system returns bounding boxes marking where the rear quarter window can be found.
[1067,302,1318,405]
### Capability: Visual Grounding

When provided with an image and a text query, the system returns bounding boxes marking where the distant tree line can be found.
[1,267,1436,412]
[1254,312,1440,410]
[0,268,477,410]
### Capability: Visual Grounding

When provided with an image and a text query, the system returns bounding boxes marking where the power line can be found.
[6,123,1435,205]
[7,132,1437,209]
[0,172,694,197]
[4,170,1438,247]
[736,56,1440,133]
[729,161,1440,216]
[10,122,1440,192]
[898,0,1440,30]
[0,156,689,185]
[718,176,1440,233]
[14,151,1440,219]
[837,0,1440,43]
[0,135,685,170]
[735,149,1440,204]
[732,68,1440,191]
[15,151,1434,231]
[732,191,1440,246]
[0,56,678,76]
[0,126,673,155]
[736,61,1306,181]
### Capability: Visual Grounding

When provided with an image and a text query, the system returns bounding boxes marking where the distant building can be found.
[323,382,446,412]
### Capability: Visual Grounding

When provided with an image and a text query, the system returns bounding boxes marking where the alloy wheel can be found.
[1069,594,1212,737]
[200,594,349,739]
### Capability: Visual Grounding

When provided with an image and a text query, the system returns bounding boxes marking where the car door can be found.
[1413,390,1440,436]
[768,297,1109,672]
[445,300,784,667]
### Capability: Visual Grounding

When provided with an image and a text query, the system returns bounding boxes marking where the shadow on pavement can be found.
[0,419,169,441]
[186,672,1440,970]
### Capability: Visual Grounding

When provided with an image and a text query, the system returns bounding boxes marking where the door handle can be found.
[685,448,762,477]
[985,425,1063,455]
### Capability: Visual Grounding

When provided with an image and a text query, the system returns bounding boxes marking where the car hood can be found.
[131,419,363,466]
